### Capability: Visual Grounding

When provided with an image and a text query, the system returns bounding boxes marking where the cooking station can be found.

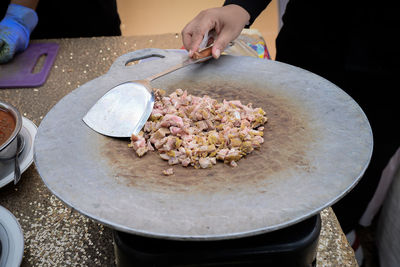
[0,35,362,266]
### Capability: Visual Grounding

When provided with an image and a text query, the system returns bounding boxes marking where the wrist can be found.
[6,3,38,33]
[10,0,39,10]
[223,4,250,27]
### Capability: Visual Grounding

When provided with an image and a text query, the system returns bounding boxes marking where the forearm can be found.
[223,0,270,26]
[10,0,39,10]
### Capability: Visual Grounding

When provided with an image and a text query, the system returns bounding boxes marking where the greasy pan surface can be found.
[34,49,372,240]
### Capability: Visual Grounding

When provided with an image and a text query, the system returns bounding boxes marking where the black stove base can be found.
[113,214,321,267]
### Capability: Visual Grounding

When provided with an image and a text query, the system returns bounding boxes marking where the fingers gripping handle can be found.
[192,45,213,60]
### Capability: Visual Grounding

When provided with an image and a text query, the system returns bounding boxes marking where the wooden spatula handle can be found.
[193,46,213,60]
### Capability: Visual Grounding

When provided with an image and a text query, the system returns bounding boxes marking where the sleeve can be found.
[223,0,271,26]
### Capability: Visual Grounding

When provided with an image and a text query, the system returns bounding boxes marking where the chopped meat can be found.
[170,126,183,136]
[163,168,174,176]
[199,157,213,168]
[195,120,208,132]
[162,136,176,151]
[168,157,180,165]
[130,133,148,157]
[216,148,229,161]
[181,157,191,167]
[147,140,154,151]
[131,134,140,142]
[129,88,268,173]
[159,153,170,160]
[152,127,170,140]
[136,147,148,157]
[160,114,184,128]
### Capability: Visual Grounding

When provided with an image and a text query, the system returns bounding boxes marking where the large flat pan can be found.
[34,49,372,240]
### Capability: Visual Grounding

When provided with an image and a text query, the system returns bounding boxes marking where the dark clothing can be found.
[1,0,121,39]
[225,0,400,233]
[1,3,9,18]
[225,0,397,77]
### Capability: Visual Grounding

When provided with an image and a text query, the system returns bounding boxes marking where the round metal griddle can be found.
[34,49,372,240]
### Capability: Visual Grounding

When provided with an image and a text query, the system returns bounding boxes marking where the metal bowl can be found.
[0,101,22,160]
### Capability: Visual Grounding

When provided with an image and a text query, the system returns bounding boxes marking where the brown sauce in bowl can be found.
[0,109,16,146]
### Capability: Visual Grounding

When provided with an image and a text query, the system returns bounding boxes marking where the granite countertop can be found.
[0,34,357,266]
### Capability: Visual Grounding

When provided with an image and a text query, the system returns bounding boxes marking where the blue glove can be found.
[0,4,38,63]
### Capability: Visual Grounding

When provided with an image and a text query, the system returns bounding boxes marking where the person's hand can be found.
[182,5,250,59]
[0,3,38,64]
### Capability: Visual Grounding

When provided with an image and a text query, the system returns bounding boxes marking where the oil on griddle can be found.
[100,79,318,194]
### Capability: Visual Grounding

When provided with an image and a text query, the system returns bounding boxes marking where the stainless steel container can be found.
[0,101,22,160]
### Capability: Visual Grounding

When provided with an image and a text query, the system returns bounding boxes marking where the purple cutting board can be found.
[0,43,59,88]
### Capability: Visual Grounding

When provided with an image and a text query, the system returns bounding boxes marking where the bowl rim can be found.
[0,101,22,151]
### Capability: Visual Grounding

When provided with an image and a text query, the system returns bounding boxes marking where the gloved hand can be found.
[0,3,38,64]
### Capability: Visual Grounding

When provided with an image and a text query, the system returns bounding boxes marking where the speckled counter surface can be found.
[0,34,357,266]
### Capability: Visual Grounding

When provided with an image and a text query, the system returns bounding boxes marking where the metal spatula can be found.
[83,46,212,138]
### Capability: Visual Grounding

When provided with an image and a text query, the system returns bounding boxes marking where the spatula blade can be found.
[83,82,154,138]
